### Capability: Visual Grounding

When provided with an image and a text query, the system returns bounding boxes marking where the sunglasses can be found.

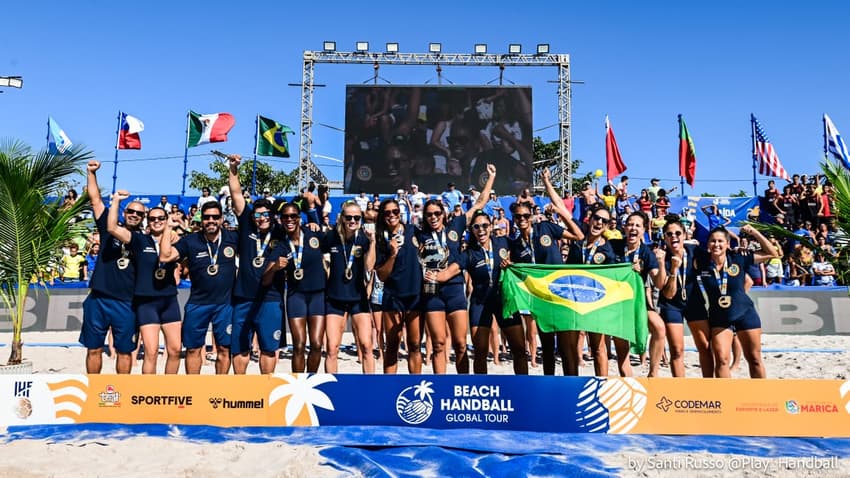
[125,208,146,217]
[254,211,271,219]
[282,213,300,220]
[383,209,401,217]
[424,210,443,218]
[447,136,468,145]
[665,231,683,237]
[202,214,221,220]
[591,214,611,225]
[148,216,167,223]
[472,223,490,231]
[343,215,362,222]
[515,213,532,220]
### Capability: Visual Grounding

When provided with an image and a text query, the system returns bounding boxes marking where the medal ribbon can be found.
[431,229,447,265]
[341,230,358,275]
[679,250,688,301]
[289,230,304,270]
[583,239,601,265]
[206,233,222,267]
[483,240,494,286]
[255,231,271,259]
[523,228,536,264]
[713,257,729,300]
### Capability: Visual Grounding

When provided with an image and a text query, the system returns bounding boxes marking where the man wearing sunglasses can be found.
[226,154,286,374]
[160,200,239,375]
[79,160,141,374]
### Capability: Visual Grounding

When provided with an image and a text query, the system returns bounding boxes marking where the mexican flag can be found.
[502,263,648,352]
[678,114,697,187]
[256,115,295,157]
[187,111,235,148]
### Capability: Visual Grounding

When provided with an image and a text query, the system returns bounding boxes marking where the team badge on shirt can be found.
[411,235,419,248]
[593,252,606,264]
[540,235,552,247]
[309,237,320,249]
[223,246,235,258]
[353,245,363,258]
[269,240,279,249]
[448,230,459,242]
[727,263,740,277]
[499,248,509,259]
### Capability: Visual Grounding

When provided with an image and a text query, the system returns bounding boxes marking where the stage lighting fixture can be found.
[323,41,336,52]
[0,76,23,88]
[429,43,442,53]
[474,44,487,55]
[356,41,369,52]
[536,44,549,55]
[386,42,399,53]
[508,44,521,54]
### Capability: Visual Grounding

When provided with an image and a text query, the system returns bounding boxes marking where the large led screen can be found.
[344,85,533,195]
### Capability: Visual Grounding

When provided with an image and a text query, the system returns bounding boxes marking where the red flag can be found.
[118,113,144,150]
[605,116,626,181]
[678,115,696,186]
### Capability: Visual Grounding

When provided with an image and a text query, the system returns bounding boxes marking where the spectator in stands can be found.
[409,184,427,209]
[655,189,671,218]
[197,187,216,209]
[355,191,370,211]
[60,243,87,282]
[493,208,509,237]
[787,247,812,287]
[763,180,780,205]
[812,252,837,286]
[615,175,629,198]
[515,187,535,211]
[801,185,821,227]
[764,237,784,285]
[442,182,463,210]
[636,189,654,218]
[85,242,99,282]
[579,181,600,219]
[600,184,617,214]
[816,235,836,258]
[789,174,804,197]
[701,202,730,229]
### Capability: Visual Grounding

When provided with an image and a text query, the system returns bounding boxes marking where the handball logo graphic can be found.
[839,381,850,414]
[576,378,647,434]
[396,380,435,425]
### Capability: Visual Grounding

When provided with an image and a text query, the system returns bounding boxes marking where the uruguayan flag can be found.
[825,114,850,170]
[48,116,73,154]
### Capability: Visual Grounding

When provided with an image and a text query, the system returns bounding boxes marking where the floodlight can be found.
[0,76,23,88]
[355,41,369,52]
[429,43,442,53]
[536,43,549,55]
[474,44,487,55]
[323,41,336,52]
[508,44,521,54]
[386,42,399,53]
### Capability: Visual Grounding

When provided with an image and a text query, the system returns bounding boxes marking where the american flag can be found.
[751,114,790,181]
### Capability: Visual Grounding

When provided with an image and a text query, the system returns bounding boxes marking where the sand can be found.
[1,331,848,477]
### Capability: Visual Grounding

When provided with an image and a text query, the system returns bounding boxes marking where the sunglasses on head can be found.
[125,208,145,217]
[202,214,221,220]
[343,215,362,222]
[515,213,532,220]
[424,210,443,218]
[591,214,610,224]
[253,211,270,219]
[383,208,401,217]
[148,215,167,222]
[472,223,490,231]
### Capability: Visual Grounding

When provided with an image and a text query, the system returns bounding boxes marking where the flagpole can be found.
[112,111,122,195]
[677,115,685,197]
[46,117,50,151]
[181,111,190,210]
[750,114,758,197]
[823,114,829,162]
[252,115,259,196]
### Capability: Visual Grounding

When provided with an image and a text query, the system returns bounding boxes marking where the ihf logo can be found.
[396,380,435,425]
[12,381,33,420]
[14,381,32,398]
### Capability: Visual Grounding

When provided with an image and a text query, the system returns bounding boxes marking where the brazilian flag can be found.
[502,263,648,352]
[256,115,295,157]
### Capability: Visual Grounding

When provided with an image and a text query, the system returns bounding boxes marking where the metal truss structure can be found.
[298,50,572,193]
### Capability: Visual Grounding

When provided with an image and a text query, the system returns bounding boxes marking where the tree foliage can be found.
[189,158,299,196]
[0,140,93,364]
[729,189,749,198]
[532,137,593,194]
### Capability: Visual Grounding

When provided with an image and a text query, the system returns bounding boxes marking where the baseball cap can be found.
[651,178,660,183]
[411,184,418,189]
[447,182,455,187]
[263,187,271,194]
[397,189,404,195]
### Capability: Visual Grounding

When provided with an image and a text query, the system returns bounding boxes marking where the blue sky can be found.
[2,1,848,197]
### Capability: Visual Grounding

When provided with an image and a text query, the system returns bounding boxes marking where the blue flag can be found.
[824,114,850,170]
[47,117,73,154]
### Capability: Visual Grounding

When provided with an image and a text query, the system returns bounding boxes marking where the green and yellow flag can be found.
[502,263,648,352]
[256,115,295,157]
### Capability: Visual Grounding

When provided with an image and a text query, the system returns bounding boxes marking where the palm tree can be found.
[0,140,93,364]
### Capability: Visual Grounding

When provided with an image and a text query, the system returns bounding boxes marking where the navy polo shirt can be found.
[375,225,422,298]
[129,232,177,297]
[566,238,617,265]
[509,221,566,265]
[89,210,135,301]
[233,208,284,302]
[415,223,464,286]
[610,240,660,282]
[658,244,706,310]
[463,236,511,301]
[696,252,756,322]
[266,229,328,294]
[173,229,239,305]
[327,230,372,302]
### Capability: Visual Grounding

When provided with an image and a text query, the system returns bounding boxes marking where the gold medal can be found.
[207,264,219,276]
[253,256,265,268]
[345,268,353,281]
[154,268,167,280]
[116,258,130,270]
[293,268,304,280]
[718,296,732,309]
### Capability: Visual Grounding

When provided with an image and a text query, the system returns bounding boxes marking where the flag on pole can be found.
[605,116,627,181]
[187,111,235,148]
[751,114,789,181]
[256,115,295,157]
[501,263,648,352]
[47,117,73,154]
[118,113,144,150]
[678,115,697,187]
[824,114,850,170]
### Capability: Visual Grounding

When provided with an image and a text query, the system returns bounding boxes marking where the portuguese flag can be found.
[501,263,648,352]
[678,114,696,187]
[187,111,236,148]
[256,115,295,157]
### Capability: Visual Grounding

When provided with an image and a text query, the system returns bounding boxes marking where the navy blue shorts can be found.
[134,295,181,327]
[326,298,370,317]
[422,283,467,313]
[80,292,137,353]
[231,299,283,354]
[382,293,421,313]
[183,302,232,350]
[660,302,708,325]
[369,301,382,312]
[469,296,522,329]
[286,290,325,319]
[710,310,762,332]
